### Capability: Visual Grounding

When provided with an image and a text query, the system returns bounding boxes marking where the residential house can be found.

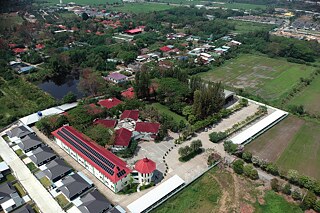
[57,173,92,201]
[11,204,35,213]
[120,110,139,122]
[121,87,135,99]
[18,135,42,153]
[43,159,73,183]
[134,122,160,141]
[93,119,117,129]
[77,189,112,213]
[5,125,33,141]
[105,72,128,84]
[112,128,132,151]
[0,162,10,181]
[29,146,56,166]
[0,183,23,213]
[98,98,122,109]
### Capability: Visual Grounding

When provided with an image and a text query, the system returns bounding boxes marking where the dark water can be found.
[37,75,83,100]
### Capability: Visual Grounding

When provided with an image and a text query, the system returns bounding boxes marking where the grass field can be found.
[55,194,70,208]
[254,191,302,213]
[287,75,320,115]
[35,0,121,5]
[39,176,52,188]
[246,116,320,179]
[198,54,316,102]
[152,103,187,123]
[13,182,27,197]
[227,19,276,34]
[109,3,176,13]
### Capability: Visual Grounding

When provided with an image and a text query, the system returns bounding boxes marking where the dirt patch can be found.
[240,202,255,213]
[245,116,305,162]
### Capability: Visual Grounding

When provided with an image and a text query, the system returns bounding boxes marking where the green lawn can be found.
[15,149,24,157]
[152,169,221,213]
[287,75,320,115]
[39,176,52,188]
[26,162,38,172]
[13,182,27,197]
[254,191,302,213]
[5,174,16,182]
[276,120,320,179]
[55,194,70,208]
[198,54,316,102]
[109,3,176,13]
[152,103,187,123]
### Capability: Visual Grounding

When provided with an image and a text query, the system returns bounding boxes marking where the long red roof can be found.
[135,122,160,134]
[120,110,139,121]
[52,126,131,183]
[134,158,156,174]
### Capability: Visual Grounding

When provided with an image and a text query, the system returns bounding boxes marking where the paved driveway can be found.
[0,134,64,213]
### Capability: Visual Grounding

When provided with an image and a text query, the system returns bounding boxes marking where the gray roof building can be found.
[0,183,16,205]
[6,126,32,139]
[18,135,43,153]
[58,173,92,200]
[29,146,56,166]
[78,189,112,213]
[43,159,72,182]
[11,204,35,213]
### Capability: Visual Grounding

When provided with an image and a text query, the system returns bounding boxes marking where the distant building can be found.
[105,72,128,84]
[77,189,112,213]
[98,98,122,109]
[121,87,135,99]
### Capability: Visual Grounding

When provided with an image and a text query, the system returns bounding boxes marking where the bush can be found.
[243,164,259,180]
[292,189,302,201]
[301,191,316,210]
[242,151,252,163]
[297,175,316,190]
[282,183,291,195]
[271,178,280,192]
[232,159,244,175]
[266,163,279,176]
[207,152,221,166]
[314,200,320,212]
[224,140,238,154]
[62,92,77,104]
[209,131,227,143]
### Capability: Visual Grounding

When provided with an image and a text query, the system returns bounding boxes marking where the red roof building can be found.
[8,43,17,48]
[159,46,171,52]
[12,48,27,54]
[114,128,132,147]
[35,44,45,50]
[98,98,122,109]
[51,126,131,186]
[125,28,142,35]
[94,119,117,128]
[120,110,139,121]
[121,87,135,99]
[134,158,156,174]
[135,122,160,134]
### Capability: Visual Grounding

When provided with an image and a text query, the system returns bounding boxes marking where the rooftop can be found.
[135,122,160,134]
[78,189,112,213]
[98,98,122,109]
[107,72,127,81]
[134,158,156,174]
[114,128,132,147]
[120,110,139,121]
[93,119,117,129]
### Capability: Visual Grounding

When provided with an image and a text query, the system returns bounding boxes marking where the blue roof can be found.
[19,66,34,73]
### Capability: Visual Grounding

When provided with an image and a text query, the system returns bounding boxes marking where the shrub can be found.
[292,189,302,201]
[207,152,221,166]
[301,191,316,210]
[287,169,299,185]
[282,183,291,195]
[314,200,320,212]
[271,178,280,192]
[266,163,279,176]
[232,159,244,175]
[297,175,316,190]
[242,151,252,163]
[243,164,259,180]
[209,131,227,143]
[224,140,238,154]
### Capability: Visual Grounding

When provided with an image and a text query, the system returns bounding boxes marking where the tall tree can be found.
[78,68,106,96]
[134,70,151,99]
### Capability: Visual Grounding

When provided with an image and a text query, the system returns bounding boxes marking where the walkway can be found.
[0,134,64,213]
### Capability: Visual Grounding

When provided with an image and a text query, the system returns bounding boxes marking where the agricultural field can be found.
[151,103,187,123]
[153,168,301,213]
[35,0,121,6]
[246,115,320,179]
[109,3,176,13]
[198,54,317,102]
[286,75,320,115]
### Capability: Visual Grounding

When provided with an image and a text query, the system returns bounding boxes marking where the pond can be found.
[37,75,83,100]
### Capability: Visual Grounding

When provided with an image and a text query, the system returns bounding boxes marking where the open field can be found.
[226,19,276,34]
[35,0,121,5]
[153,168,301,212]
[246,116,320,179]
[109,3,176,13]
[152,103,187,123]
[198,54,316,101]
[287,75,320,115]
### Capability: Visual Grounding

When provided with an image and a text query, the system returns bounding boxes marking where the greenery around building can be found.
[178,140,203,162]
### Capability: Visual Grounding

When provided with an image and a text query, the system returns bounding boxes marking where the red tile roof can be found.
[13,48,27,54]
[135,158,156,174]
[8,43,17,48]
[125,28,142,34]
[120,110,139,121]
[98,98,122,109]
[135,122,160,133]
[160,46,171,52]
[121,87,135,99]
[52,126,131,183]
[35,44,45,49]
[94,119,117,128]
[114,128,132,147]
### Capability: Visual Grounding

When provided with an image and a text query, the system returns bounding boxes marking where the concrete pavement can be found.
[0,135,64,213]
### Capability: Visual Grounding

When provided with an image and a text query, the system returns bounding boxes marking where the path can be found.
[0,134,64,213]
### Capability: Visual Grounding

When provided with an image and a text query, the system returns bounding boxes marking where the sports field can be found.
[246,116,320,179]
[109,3,176,13]
[152,103,187,123]
[287,75,320,115]
[198,54,316,101]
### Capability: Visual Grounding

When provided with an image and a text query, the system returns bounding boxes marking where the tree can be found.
[78,69,106,96]
[287,169,299,184]
[62,92,77,103]
[243,164,259,180]
[224,140,238,154]
[133,70,150,99]
[271,178,280,192]
[209,131,227,143]
[314,200,320,212]
[178,146,190,158]
[242,151,252,163]
[301,191,316,210]
[282,183,291,195]
[232,159,244,175]
[266,163,279,176]
[81,12,89,20]
[190,140,202,152]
